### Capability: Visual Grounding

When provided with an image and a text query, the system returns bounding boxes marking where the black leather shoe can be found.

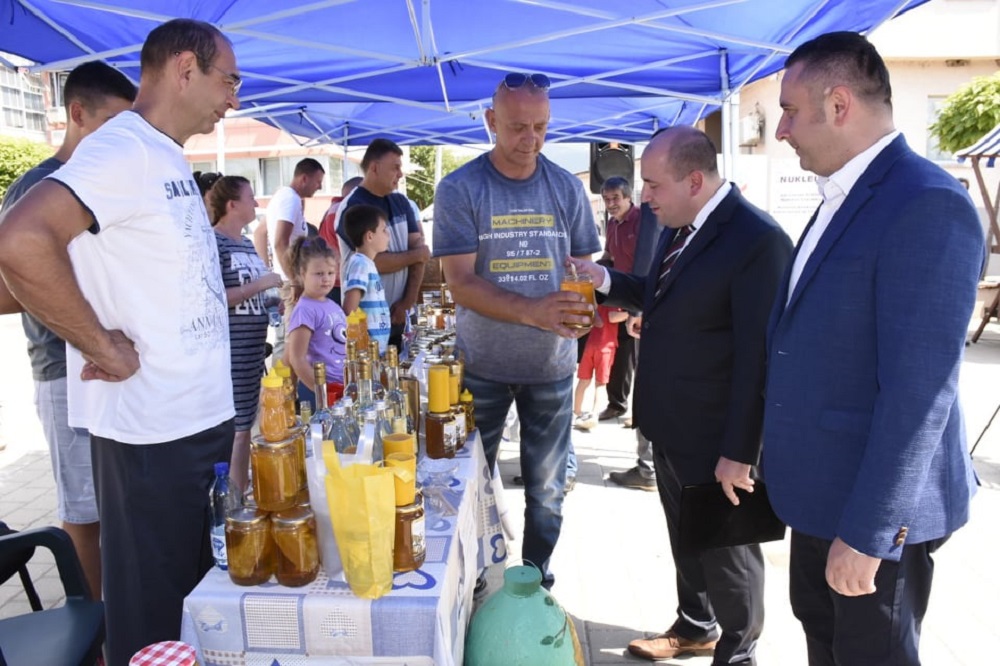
[598,406,626,421]
[608,467,656,491]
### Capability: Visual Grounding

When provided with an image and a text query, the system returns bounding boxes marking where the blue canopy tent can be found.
[0,0,929,148]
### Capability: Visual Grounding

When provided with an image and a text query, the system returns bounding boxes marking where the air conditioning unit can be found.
[46,106,67,125]
[740,111,763,147]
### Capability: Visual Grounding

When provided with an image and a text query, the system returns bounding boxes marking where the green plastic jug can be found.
[465,565,584,665]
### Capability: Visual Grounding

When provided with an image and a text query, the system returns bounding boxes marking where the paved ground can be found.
[2,313,999,664]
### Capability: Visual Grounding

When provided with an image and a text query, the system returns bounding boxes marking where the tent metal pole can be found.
[442,0,751,63]
[246,72,447,113]
[221,0,355,31]
[28,44,141,73]
[406,0,426,63]
[343,125,349,184]
[238,64,415,104]
[227,27,413,65]
[215,118,226,174]
[47,0,169,22]
[229,103,299,118]
[720,49,734,181]
[463,58,720,105]
[670,104,685,127]
[17,0,99,60]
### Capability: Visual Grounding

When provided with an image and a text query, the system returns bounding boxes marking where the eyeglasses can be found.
[209,64,243,96]
[499,72,551,92]
[171,51,243,96]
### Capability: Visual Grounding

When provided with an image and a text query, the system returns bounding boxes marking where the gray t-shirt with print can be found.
[433,153,601,384]
[1,157,66,381]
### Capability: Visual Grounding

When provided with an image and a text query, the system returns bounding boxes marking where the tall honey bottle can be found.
[448,371,466,449]
[424,365,456,459]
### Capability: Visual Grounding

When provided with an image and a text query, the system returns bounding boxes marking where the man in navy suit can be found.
[763,32,984,665]
[570,126,792,664]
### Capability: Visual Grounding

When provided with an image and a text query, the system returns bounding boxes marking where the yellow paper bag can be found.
[325,461,395,599]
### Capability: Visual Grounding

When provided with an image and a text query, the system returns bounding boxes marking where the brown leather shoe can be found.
[627,630,718,660]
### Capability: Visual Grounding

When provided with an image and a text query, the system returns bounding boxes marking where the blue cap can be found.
[214,462,229,476]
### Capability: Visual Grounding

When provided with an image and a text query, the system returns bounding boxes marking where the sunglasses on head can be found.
[500,72,551,91]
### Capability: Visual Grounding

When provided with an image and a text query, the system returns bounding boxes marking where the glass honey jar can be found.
[393,492,426,573]
[250,431,302,512]
[271,506,320,587]
[225,508,275,586]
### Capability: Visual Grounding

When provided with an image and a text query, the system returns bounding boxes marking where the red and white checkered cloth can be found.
[129,641,197,666]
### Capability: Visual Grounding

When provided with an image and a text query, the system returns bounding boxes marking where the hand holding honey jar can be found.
[559,268,597,333]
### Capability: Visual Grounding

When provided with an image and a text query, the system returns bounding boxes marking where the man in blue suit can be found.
[763,32,984,665]
[571,126,792,664]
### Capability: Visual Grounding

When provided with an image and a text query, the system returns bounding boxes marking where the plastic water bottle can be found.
[210,462,236,570]
[262,286,282,327]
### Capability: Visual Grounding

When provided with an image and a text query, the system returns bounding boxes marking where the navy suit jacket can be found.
[762,135,984,561]
[604,186,792,479]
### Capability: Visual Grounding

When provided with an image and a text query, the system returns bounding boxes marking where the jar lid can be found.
[250,432,296,448]
[226,507,268,527]
[272,506,314,527]
[261,370,283,389]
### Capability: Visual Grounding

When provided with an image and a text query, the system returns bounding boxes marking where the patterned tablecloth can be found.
[181,432,507,666]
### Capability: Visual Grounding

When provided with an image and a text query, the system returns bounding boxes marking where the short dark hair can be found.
[360,138,402,172]
[294,158,325,178]
[601,176,631,198]
[341,175,363,197]
[63,61,136,112]
[193,171,222,198]
[343,204,386,248]
[785,31,892,110]
[664,126,718,179]
[141,18,227,76]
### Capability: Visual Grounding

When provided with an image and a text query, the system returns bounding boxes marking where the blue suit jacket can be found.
[762,135,984,560]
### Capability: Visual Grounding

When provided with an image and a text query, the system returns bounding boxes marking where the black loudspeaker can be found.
[589,142,634,194]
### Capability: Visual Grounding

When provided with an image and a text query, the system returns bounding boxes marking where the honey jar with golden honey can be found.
[226,508,275,586]
[271,507,320,587]
[393,492,426,573]
[250,431,302,512]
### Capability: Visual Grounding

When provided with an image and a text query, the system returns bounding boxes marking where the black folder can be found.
[678,481,786,554]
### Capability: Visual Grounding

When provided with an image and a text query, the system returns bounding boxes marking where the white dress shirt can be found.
[786,131,900,303]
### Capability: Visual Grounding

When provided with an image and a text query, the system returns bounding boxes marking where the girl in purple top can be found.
[284,237,348,409]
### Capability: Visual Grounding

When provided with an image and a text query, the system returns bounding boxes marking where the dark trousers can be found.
[606,326,635,412]
[652,445,764,665]
[91,420,234,666]
[789,530,944,666]
[389,322,404,351]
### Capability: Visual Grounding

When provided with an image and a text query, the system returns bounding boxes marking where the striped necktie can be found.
[654,225,693,297]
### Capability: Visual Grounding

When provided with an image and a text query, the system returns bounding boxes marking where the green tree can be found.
[0,136,54,201]
[406,145,472,211]
[929,73,1000,155]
